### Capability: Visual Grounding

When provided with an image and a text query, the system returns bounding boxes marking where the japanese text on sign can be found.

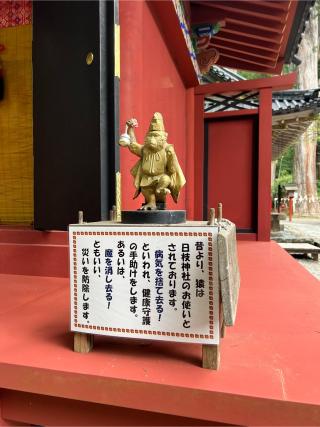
[70,226,219,344]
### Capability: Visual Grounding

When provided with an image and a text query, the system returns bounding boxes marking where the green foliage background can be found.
[272,147,294,197]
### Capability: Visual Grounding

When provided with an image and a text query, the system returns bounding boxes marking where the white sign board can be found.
[69,224,219,344]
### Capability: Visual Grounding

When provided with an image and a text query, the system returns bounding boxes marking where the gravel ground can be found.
[293,255,320,280]
[271,217,320,280]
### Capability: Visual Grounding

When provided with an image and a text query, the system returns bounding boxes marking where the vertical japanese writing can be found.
[93,240,101,277]
[195,241,205,298]
[104,249,113,308]
[117,240,125,278]
[142,288,151,325]
[73,230,215,342]
[155,250,164,321]
[81,248,90,322]
[168,243,177,308]
[129,243,138,315]
[142,243,151,325]
[181,243,191,329]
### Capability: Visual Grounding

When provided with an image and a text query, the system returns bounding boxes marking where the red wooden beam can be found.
[194,94,204,219]
[195,72,296,95]
[220,26,282,44]
[186,88,195,220]
[215,46,278,67]
[193,2,286,31]
[147,1,198,88]
[216,56,286,75]
[209,1,289,20]
[192,7,284,39]
[218,51,276,69]
[256,1,291,12]
[279,0,298,57]
[204,109,259,120]
[199,1,288,23]
[216,57,273,73]
[213,33,280,53]
[268,61,285,76]
[257,88,272,241]
[213,34,280,54]
[210,40,278,61]
[226,18,284,35]
[190,0,295,74]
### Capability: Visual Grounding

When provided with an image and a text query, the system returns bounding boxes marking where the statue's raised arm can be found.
[118,118,142,157]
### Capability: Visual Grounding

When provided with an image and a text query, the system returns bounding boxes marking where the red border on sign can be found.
[72,231,215,340]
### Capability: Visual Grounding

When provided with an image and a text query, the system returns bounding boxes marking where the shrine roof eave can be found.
[272,116,315,160]
[272,88,320,160]
[284,0,315,65]
[272,88,320,119]
[190,0,314,74]
[202,66,246,84]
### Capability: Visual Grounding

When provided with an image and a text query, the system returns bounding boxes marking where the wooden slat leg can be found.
[219,302,225,339]
[202,344,220,370]
[74,332,94,353]
[220,320,226,338]
[312,253,319,261]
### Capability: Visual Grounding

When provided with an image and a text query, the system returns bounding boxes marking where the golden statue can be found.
[118,113,186,210]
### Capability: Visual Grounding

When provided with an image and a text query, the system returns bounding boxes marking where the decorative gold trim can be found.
[116,171,122,222]
[86,52,94,65]
[115,24,120,78]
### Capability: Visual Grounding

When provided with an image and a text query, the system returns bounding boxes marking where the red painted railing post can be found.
[289,196,294,222]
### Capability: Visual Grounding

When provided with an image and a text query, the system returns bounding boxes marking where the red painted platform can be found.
[0,241,320,425]
[0,228,68,278]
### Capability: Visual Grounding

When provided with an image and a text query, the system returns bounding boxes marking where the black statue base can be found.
[121,210,186,224]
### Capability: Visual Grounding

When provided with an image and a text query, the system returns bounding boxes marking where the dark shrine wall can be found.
[120,0,188,212]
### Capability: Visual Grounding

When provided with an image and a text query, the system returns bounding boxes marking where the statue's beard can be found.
[144,143,164,153]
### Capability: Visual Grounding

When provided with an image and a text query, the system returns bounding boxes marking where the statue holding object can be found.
[118,112,186,211]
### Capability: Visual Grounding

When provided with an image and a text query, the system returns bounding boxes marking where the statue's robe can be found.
[129,142,186,203]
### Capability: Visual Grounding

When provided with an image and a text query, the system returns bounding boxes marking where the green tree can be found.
[272,146,295,197]
[293,5,319,215]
